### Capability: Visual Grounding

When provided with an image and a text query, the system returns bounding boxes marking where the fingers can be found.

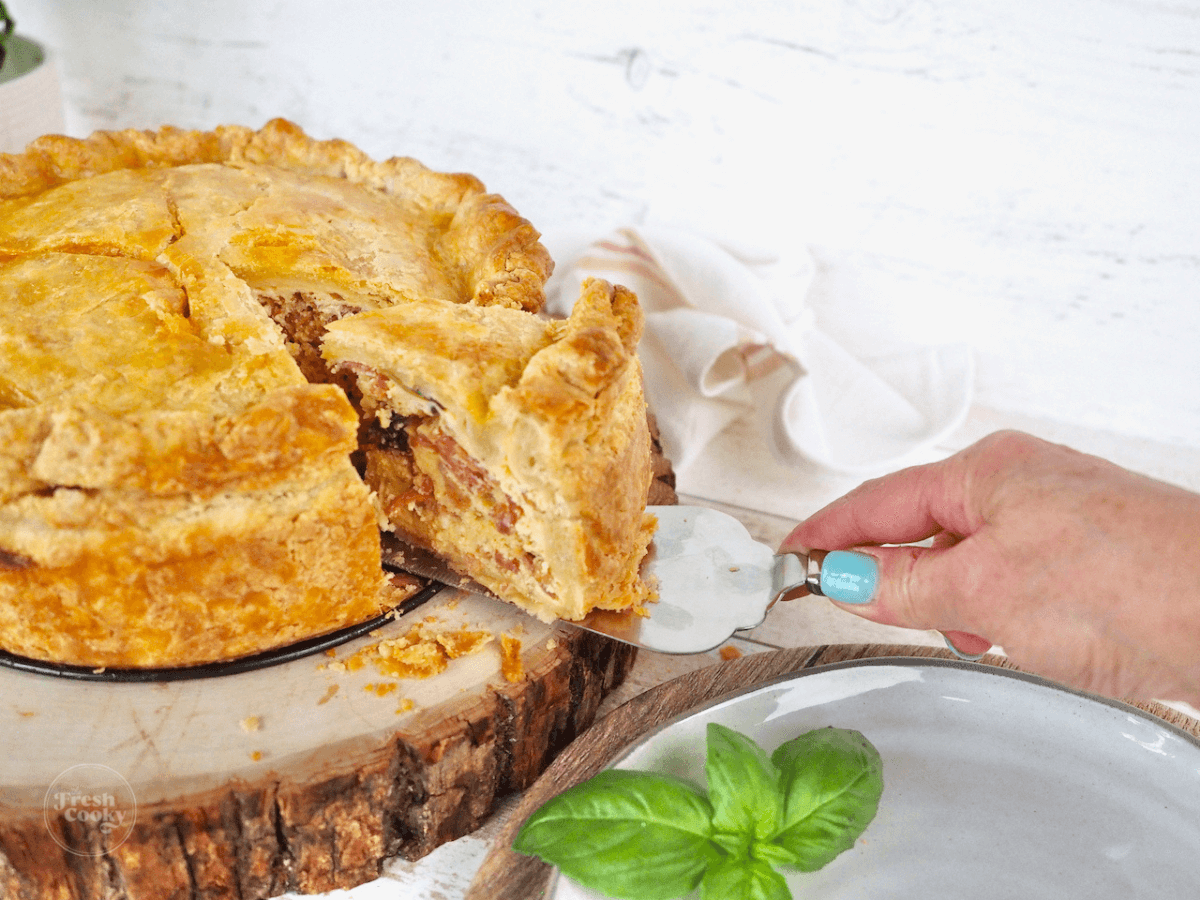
[815,541,991,644]
[941,630,993,660]
[781,455,983,556]
[779,432,1065,659]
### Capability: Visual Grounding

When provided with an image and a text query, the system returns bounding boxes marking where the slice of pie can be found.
[0,119,655,668]
[323,277,655,623]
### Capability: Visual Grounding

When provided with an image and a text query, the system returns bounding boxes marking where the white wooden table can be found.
[7,1,1200,897]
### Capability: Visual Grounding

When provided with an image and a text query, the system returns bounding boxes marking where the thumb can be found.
[817,546,991,654]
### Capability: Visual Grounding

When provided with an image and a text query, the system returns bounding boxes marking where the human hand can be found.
[781,431,1200,706]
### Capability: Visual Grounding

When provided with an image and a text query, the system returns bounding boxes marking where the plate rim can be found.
[611,655,1200,768]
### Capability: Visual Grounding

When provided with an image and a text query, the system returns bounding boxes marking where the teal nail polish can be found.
[820,551,878,604]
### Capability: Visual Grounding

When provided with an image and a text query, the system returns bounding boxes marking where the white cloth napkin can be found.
[547,226,973,475]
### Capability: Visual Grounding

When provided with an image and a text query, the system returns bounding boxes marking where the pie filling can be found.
[341,344,562,608]
[365,424,549,597]
[253,292,542,590]
[258,291,364,394]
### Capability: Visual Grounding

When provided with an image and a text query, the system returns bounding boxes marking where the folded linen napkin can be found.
[546,226,973,476]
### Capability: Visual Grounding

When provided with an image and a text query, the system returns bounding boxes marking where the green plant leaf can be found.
[700,855,793,900]
[513,725,884,899]
[0,1,13,71]
[513,768,720,900]
[770,727,884,872]
[705,722,783,844]
[712,830,750,857]
[751,839,801,868]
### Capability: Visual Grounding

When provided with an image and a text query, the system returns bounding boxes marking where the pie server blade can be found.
[380,505,821,655]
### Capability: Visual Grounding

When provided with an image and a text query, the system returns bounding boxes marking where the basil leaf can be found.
[0,1,12,70]
[712,831,749,857]
[513,768,719,900]
[700,855,793,900]
[751,839,800,868]
[705,722,783,845]
[770,727,883,872]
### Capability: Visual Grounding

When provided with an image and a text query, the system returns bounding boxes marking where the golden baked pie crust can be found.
[0,119,652,667]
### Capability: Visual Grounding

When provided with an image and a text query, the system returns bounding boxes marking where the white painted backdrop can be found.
[12,0,1200,489]
[7,4,1200,896]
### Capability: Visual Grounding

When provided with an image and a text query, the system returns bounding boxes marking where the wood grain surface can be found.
[466,642,1200,900]
[0,593,636,900]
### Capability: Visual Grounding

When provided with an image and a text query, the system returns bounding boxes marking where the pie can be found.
[0,119,655,668]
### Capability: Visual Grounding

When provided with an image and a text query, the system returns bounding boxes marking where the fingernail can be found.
[942,632,988,662]
[820,551,879,605]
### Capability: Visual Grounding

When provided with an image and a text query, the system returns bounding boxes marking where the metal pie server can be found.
[382,505,832,655]
[573,505,828,653]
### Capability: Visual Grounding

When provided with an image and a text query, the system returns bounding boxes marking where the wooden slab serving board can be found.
[467,642,1200,900]
[0,588,637,899]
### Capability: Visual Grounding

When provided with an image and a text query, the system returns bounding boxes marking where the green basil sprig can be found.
[514,723,883,900]
[0,3,13,72]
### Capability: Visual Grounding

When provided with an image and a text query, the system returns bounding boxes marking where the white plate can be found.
[548,659,1200,898]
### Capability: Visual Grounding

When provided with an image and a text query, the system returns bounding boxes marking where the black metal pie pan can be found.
[0,580,442,683]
